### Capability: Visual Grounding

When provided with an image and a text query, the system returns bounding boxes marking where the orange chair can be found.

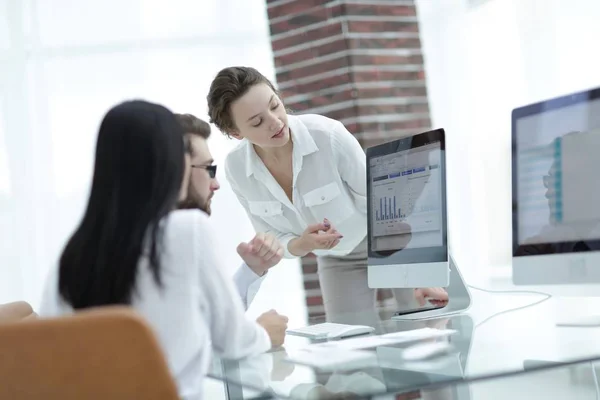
[0,306,179,400]
[0,301,36,323]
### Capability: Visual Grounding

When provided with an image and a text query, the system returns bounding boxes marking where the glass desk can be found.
[210,294,600,399]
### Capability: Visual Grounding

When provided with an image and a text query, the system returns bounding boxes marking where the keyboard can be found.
[286,323,375,340]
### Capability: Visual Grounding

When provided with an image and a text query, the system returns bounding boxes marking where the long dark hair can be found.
[59,100,185,309]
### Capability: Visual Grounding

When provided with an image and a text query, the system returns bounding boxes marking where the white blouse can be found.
[39,209,271,400]
[225,114,367,258]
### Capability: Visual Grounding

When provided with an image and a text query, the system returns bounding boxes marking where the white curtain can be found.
[416,0,600,284]
[0,0,305,324]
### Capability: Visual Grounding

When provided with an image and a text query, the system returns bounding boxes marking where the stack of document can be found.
[309,327,456,351]
[284,328,456,371]
[284,348,379,371]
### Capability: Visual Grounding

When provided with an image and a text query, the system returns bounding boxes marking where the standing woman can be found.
[39,100,287,399]
[207,67,448,325]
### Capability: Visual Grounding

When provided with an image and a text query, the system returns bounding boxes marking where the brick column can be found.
[266,0,431,319]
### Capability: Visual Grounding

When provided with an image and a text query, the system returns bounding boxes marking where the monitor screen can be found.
[512,88,600,256]
[367,129,447,265]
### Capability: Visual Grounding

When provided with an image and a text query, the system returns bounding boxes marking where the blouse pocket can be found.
[302,182,354,225]
[248,201,292,232]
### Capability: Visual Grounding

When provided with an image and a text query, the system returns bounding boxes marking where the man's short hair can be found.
[174,113,211,139]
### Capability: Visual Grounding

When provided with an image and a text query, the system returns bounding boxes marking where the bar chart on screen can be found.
[372,164,441,238]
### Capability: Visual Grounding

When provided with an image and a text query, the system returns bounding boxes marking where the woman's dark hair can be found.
[207,66,279,136]
[59,100,185,309]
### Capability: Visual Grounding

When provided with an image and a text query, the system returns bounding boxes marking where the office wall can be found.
[416,0,600,282]
[0,0,306,327]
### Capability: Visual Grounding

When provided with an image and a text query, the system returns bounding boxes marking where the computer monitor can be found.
[512,87,600,326]
[366,129,450,289]
[366,129,471,320]
[512,87,600,284]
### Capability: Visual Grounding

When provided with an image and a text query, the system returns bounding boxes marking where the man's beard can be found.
[178,187,211,215]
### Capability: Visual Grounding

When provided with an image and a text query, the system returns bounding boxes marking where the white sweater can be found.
[39,209,271,400]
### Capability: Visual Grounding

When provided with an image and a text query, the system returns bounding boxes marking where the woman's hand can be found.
[288,218,343,257]
[414,287,449,307]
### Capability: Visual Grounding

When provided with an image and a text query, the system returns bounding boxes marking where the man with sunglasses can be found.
[175,113,285,309]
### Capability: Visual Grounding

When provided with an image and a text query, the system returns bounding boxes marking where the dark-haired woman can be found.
[40,100,287,399]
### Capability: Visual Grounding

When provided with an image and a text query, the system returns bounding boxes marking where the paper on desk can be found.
[309,328,456,351]
[285,348,379,371]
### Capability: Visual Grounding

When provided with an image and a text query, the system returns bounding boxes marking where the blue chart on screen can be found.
[371,147,442,243]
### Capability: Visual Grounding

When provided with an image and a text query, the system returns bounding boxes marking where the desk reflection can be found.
[218,313,474,400]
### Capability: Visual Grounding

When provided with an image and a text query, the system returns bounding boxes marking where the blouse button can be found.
[321,196,325,200]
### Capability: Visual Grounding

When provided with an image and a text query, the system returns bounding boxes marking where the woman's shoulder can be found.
[224,139,249,174]
[291,114,349,148]
[39,265,72,317]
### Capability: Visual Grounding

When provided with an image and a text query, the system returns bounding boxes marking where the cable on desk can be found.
[466,284,553,328]
[467,284,552,297]
[475,295,552,328]
[590,360,600,400]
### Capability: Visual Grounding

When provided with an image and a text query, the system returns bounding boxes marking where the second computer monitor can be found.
[512,86,600,285]
[366,128,450,289]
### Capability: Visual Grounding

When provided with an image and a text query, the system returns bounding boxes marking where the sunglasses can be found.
[191,164,217,178]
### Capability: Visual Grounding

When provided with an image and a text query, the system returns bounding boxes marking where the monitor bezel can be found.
[366,128,448,264]
[511,86,600,257]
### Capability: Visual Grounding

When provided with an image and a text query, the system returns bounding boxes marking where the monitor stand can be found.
[392,256,471,321]
[378,315,474,400]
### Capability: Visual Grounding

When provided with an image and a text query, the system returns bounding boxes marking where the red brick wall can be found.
[266,0,432,319]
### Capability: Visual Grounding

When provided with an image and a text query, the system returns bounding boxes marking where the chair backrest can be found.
[0,301,36,323]
[0,306,179,400]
